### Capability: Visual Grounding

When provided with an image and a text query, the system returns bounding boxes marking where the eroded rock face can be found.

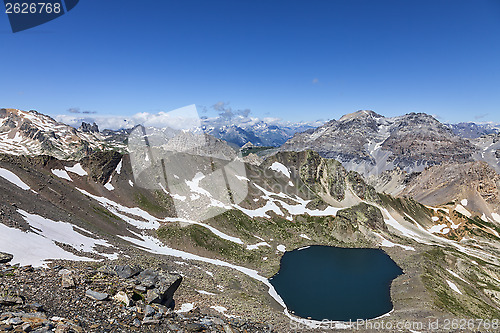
[80,151,123,184]
[264,150,381,204]
[334,202,387,235]
[402,161,500,208]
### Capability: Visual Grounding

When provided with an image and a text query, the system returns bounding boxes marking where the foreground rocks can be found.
[0,252,13,264]
[0,260,275,332]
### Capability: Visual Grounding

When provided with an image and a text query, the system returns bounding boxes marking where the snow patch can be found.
[164,217,244,245]
[211,306,227,313]
[51,169,72,182]
[172,193,187,201]
[246,242,271,250]
[0,210,116,267]
[374,233,415,251]
[185,172,212,197]
[0,167,31,190]
[429,224,449,234]
[455,204,471,218]
[446,269,470,285]
[299,234,311,240]
[76,188,160,229]
[446,280,462,295]
[210,305,238,318]
[0,223,93,267]
[277,244,286,252]
[383,210,421,239]
[64,163,88,176]
[235,183,339,218]
[115,159,123,174]
[176,303,194,313]
[269,162,290,178]
[235,175,250,182]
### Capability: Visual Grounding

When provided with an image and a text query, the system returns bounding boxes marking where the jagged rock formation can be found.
[78,122,99,133]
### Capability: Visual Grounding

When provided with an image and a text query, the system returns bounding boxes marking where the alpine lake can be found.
[269,245,403,321]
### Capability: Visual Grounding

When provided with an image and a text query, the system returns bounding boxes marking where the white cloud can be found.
[54,105,324,131]
[55,105,200,131]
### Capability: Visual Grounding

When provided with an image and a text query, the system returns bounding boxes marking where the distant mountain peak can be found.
[339,110,383,122]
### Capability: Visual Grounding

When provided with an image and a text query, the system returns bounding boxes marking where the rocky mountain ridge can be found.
[281,110,480,177]
[0,108,126,160]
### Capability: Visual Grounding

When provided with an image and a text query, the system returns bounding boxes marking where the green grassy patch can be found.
[92,205,122,225]
[134,192,167,214]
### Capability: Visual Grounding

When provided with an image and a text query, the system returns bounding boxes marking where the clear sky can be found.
[1,0,499,125]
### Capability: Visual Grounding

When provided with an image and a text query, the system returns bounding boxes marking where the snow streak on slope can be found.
[76,188,160,229]
[163,217,244,245]
[234,183,339,218]
[0,167,31,190]
[373,232,415,251]
[446,280,462,295]
[118,231,287,309]
[76,189,245,245]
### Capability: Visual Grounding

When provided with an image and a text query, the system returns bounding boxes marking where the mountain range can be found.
[1,107,500,330]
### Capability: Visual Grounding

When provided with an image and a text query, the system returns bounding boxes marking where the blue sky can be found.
[1,0,499,126]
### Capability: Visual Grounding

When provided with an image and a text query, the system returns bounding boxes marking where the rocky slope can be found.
[0,257,274,332]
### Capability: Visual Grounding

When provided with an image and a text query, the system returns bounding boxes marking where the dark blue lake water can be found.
[269,245,403,321]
